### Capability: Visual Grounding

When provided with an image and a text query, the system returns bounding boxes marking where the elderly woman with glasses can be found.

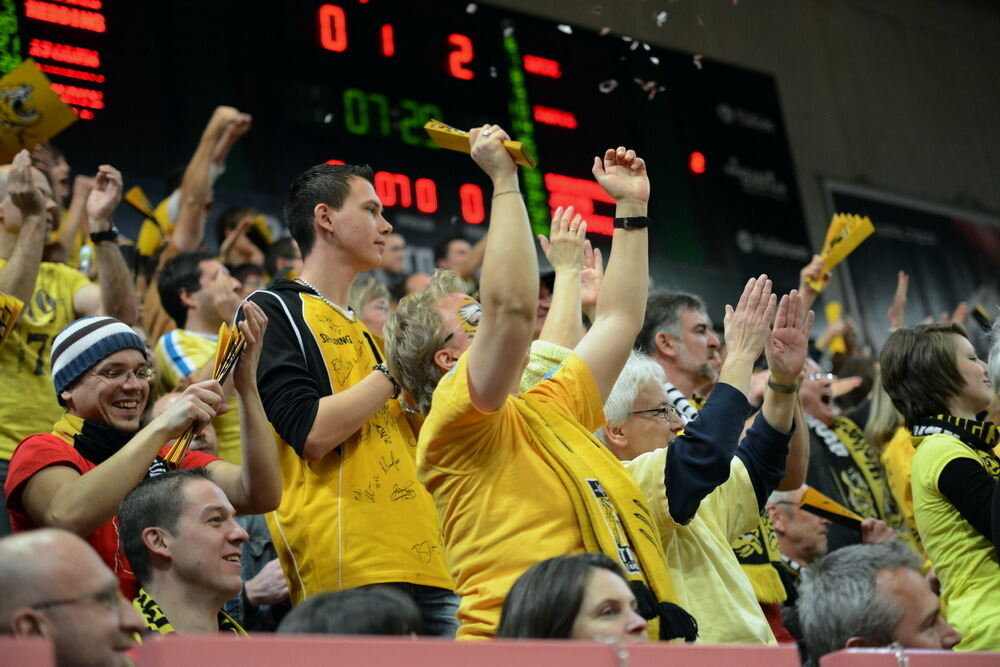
[3,307,281,599]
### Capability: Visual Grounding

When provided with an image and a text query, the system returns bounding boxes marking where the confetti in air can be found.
[629,41,640,51]
[693,54,703,69]
[557,24,573,34]
[598,79,619,93]
[655,11,668,26]
[466,2,477,13]
[323,113,333,123]
[642,43,651,51]
[489,66,498,78]
[649,56,660,65]
[622,35,633,42]
[599,27,612,36]
[503,25,514,36]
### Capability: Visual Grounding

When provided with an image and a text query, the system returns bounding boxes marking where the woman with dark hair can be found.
[496,553,648,642]
[880,322,997,651]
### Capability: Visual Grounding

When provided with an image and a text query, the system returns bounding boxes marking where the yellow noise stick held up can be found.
[799,486,864,531]
[806,213,875,292]
[163,321,245,468]
[424,119,537,168]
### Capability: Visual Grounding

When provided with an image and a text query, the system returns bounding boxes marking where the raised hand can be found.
[154,379,226,440]
[8,149,46,217]
[860,518,897,544]
[233,300,268,395]
[580,239,604,316]
[887,270,908,329]
[765,289,815,385]
[591,146,649,204]
[85,165,123,227]
[469,124,517,183]
[538,206,585,272]
[723,275,776,362]
[798,253,827,310]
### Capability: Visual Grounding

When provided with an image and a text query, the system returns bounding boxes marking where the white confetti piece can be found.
[655,11,668,26]
[693,54,703,69]
[489,66,498,78]
[642,42,651,51]
[629,40,640,50]
[466,2,477,13]
[650,56,660,65]
[622,35,633,42]
[599,27,612,36]
[598,79,618,93]
[557,24,573,34]
[503,25,514,36]
[323,113,333,124]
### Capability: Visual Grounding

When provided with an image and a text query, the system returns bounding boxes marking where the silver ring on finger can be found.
[482,129,492,137]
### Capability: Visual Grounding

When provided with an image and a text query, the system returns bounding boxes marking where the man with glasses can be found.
[799,358,900,552]
[598,284,813,644]
[0,528,144,667]
[3,308,280,599]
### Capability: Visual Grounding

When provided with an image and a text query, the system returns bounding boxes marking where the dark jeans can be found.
[375,583,460,638]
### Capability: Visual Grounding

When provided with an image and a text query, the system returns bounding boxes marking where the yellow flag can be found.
[0,59,78,162]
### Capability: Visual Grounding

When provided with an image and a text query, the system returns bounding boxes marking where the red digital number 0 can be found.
[319,5,348,52]
[447,34,474,80]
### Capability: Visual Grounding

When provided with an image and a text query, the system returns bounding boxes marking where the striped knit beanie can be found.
[51,317,146,403]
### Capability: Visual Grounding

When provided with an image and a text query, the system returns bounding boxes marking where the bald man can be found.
[0,528,143,666]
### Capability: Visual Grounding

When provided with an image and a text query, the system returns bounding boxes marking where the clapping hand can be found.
[766,289,815,385]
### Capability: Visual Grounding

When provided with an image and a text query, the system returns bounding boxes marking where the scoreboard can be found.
[17,0,813,299]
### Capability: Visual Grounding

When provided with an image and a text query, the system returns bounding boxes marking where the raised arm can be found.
[0,151,50,316]
[171,106,242,253]
[465,124,537,411]
[72,165,138,324]
[536,206,587,348]
[798,253,826,314]
[204,301,281,514]
[20,381,224,536]
[573,147,650,400]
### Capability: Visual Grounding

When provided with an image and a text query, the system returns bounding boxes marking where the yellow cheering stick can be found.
[799,486,864,531]
[424,119,537,168]
[806,213,875,292]
[825,301,847,356]
[163,321,246,469]
[0,292,24,348]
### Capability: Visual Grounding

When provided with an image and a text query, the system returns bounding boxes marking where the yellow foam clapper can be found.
[800,486,864,530]
[424,119,537,168]
[806,213,875,292]
[825,301,847,355]
[0,59,78,163]
[124,186,158,221]
[971,305,993,332]
[0,292,24,347]
[136,197,175,257]
[250,214,274,245]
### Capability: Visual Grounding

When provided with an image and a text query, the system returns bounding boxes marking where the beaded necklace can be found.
[295,276,354,318]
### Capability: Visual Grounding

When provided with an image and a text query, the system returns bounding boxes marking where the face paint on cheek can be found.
[456,297,482,340]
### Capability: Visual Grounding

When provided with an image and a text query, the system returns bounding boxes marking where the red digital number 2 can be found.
[447,34,474,80]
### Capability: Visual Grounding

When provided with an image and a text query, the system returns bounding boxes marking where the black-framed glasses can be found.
[630,403,677,420]
[32,583,122,614]
[90,367,157,383]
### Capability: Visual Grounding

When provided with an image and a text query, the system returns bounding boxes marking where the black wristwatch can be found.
[373,363,402,399]
[612,216,649,230]
[89,226,118,244]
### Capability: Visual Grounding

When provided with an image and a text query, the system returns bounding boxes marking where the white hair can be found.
[596,351,667,446]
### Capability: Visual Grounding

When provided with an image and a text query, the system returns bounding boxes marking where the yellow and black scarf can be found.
[518,397,697,641]
[134,588,247,636]
[806,414,905,529]
[731,511,790,604]
[912,415,999,480]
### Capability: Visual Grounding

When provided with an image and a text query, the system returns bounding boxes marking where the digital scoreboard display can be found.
[16,0,813,301]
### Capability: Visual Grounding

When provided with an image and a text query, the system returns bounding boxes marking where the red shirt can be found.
[4,432,219,598]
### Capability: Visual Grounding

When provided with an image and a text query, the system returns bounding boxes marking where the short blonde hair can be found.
[383,269,468,413]
[348,275,389,313]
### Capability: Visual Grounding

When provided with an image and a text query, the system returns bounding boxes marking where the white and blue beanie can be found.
[51,317,146,403]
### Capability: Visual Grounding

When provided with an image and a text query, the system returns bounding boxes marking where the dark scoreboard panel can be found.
[18,0,812,297]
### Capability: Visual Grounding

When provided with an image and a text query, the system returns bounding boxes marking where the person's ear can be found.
[10,608,48,638]
[766,506,786,533]
[314,203,334,233]
[603,423,629,453]
[845,636,876,649]
[178,288,198,310]
[142,526,171,560]
[60,388,73,406]
[655,332,677,360]
[433,347,459,374]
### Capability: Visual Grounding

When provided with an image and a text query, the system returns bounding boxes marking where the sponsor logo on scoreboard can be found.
[716,103,776,134]
[736,229,810,260]
[724,156,789,201]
